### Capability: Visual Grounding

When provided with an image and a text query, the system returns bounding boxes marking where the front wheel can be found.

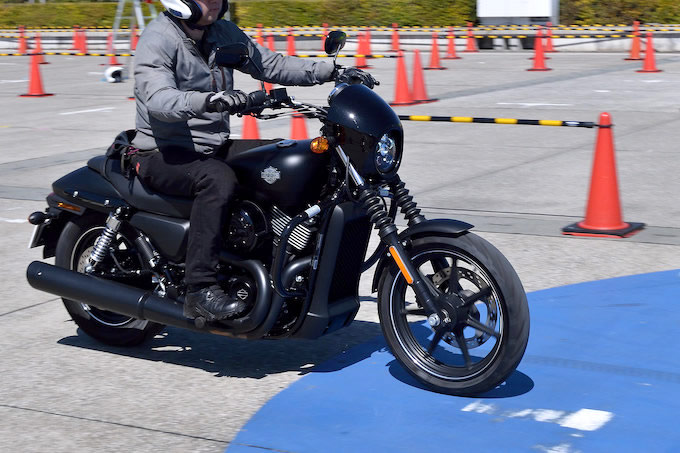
[377,232,529,395]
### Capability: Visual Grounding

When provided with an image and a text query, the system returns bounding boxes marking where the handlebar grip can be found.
[248,90,268,107]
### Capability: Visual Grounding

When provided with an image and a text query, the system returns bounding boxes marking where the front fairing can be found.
[327,84,403,179]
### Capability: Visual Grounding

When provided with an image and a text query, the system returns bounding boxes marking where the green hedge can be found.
[231,0,476,27]
[561,0,680,24]
[1,0,679,28]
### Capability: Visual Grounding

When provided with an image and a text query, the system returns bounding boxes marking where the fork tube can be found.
[358,188,438,315]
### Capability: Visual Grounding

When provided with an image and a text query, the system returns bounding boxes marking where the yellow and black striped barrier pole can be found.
[0,51,134,57]
[398,115,597,128]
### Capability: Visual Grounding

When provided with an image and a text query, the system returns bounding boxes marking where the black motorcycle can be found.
[26,32,529,395]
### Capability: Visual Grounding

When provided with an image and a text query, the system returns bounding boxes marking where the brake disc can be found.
[431,265,498,350]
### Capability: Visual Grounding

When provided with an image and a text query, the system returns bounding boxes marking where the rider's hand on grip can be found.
[207,90,252,114]
[334,67,379,89]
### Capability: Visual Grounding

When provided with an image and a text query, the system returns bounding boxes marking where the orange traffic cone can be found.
[527,29,551,71]
[34,33,48,64]
[637,32,662,73]
[130,25,138,51]
[625,28,642,61]
[464,22,479,53]
[545,22,557,52]
[444,27,460,59]
[562,113,644,237]
[77,29,89,54]
[19,50,53,97]
[266,33,276,52]
[364,28,373,59]
[321,23,328,52]
[103,32,122,66]
[391,23,401,52]
[425,32,445,70]
[69,26,79,50]
[411,49,437,104]
[241,114,260,140]
[291,113,308,140]
[389,51,414,106]
[355,32,369,69]
[286,28,296,56]
[256,23,265,47]
[18,29,27,55]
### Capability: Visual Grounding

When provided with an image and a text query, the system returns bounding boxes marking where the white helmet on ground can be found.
[104,66,124,83]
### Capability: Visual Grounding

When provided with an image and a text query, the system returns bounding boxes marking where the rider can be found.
[131,0,375,323]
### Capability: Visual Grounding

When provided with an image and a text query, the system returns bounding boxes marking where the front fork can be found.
[358,185,443,320]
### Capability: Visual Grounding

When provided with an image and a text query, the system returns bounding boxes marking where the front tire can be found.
[377,232,529,395]
[55,213,164,346]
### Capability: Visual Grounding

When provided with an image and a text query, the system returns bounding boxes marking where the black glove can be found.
[207,90,252,114]
[334,67,378,89]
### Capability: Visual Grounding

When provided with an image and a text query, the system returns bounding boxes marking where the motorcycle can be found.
[26,31,529,395]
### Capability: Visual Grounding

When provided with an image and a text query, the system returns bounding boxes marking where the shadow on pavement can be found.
[57,319,383,379]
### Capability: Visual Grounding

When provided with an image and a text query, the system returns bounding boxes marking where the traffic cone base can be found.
[20,93,54,98]
[561,112,644,238]
[562,221,644,238]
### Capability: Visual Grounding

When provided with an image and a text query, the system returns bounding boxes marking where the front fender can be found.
[370,218,473,293]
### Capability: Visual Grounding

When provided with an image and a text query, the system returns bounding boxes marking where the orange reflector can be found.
[389,246,413,284]
[57,202,82,213]
[310,136,329,154]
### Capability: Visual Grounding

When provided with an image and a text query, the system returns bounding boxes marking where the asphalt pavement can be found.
[1,47,679,452]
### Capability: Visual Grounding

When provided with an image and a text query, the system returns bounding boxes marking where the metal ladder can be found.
[112,0,158,43]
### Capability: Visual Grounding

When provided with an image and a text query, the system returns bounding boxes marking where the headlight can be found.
[375,134,397,174]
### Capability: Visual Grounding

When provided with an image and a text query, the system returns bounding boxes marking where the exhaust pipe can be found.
[27,261,214,334]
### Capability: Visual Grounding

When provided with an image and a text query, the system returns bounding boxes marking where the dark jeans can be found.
[131,139,278,289]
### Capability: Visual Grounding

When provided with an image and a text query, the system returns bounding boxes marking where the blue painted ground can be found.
[227,270,680,453]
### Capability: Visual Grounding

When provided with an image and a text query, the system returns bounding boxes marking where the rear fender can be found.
[370,218,473,292]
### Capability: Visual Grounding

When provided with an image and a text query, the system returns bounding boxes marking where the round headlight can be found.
[375,134,397,173]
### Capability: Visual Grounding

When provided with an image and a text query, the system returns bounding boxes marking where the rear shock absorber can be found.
[85,208,125,273]
[391,177,425,226]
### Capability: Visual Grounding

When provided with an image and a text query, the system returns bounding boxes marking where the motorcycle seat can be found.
[87,155,193,219]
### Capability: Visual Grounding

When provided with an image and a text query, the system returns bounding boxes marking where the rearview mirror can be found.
[216,43,250,68]
[324,31,346,56]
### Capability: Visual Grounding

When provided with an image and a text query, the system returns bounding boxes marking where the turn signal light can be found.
[57,202,82,213]
[310,137,330,154]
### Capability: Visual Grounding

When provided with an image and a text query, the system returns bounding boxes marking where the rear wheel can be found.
[55,213,164,346]
[378,232,529,395]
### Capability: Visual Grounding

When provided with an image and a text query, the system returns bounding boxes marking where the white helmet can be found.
[104,66,124,83]
[160,0,229,23]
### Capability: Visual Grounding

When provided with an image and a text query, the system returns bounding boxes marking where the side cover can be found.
[292,202,371,339]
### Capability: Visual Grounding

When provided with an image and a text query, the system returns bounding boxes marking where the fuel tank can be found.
[226,139,330,215]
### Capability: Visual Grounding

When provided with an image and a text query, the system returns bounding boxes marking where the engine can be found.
[225,201,315,254]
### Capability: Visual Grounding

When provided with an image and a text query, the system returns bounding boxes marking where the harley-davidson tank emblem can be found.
[261,166,281,184]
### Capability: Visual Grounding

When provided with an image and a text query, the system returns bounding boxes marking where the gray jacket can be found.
[133,12,334,153]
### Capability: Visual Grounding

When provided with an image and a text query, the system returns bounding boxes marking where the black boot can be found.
[184,285,247,322]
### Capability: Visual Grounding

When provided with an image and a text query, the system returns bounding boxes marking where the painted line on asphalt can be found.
[461,401,614,431]
[497,102,574,107]
[0,79,27,84]
[59,107,115,115]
